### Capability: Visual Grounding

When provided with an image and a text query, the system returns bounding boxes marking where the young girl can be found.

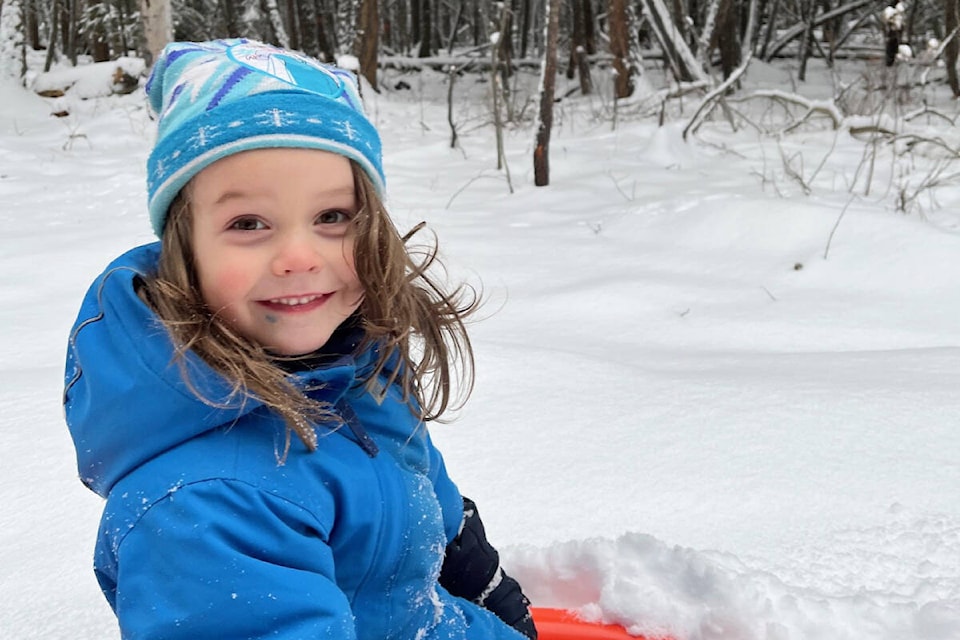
[64,39,536,640]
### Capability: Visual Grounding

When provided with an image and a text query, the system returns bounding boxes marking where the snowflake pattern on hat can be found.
[145,39,384,237]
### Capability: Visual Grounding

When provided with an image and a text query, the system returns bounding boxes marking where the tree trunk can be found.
[412,0,421,45]
[715,0,740,79]
[947,0,960,97]
[61,0,81,66]
[641,0,706,83]
[285,0,301,50]
[140,0,171,68]
[222,0,240,36]
[24,0,40,49]
[758,0,779,58]
[534,0,560,187]
[263,0,291,47]
[797,0,815,81]
[610,0,633,98]
[566,0,592,92]
[519,0,530,57]
[0,0,26,78]
[417,0,431,56]
[312,0,335,59]
[356,0,378,88]
[583,0,595,53]
[567,0,583,79]
[87,0,110,62]
[43,0,58,71]
[669,0,692,50]
[498,0,514,75]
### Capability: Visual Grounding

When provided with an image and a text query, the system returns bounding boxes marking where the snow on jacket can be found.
[64,242,525,640]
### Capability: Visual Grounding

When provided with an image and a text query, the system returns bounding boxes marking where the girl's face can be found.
[190,148,364,356]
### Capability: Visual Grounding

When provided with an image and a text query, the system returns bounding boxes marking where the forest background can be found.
[3,0,960,184]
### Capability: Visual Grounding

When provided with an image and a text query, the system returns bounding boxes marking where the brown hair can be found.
[137,162,479,452]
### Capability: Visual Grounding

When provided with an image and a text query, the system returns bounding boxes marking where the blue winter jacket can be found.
[64,243,524,640]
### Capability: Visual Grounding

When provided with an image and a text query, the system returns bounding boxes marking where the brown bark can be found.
[567,0,583,79]
[609,0,633,98]
[567,0,592,92]
[87,0,109,62]
[519,0,531,57]
[715,0,740,79]
[417,0,431,57]
[583,0,595,53]
[947,0,960,97]
[285,0,301,50]
[797,0,815,82]
[312,0,335,61]
[356,0,379,88]
[534,0,560,187]
[25,0,42,49]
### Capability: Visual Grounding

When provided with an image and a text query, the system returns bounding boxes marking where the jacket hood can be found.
[64,243,364,497]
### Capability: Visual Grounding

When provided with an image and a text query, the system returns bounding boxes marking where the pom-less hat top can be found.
[145,39,384,237]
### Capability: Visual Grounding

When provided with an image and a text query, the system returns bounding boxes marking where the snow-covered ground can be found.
[2,57,959,640]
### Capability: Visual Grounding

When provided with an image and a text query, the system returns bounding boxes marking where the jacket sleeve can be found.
[425,430,468,544]
[423,434,535,639]
[100,478,356,640]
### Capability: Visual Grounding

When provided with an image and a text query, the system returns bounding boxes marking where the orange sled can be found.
[531,607,672,640]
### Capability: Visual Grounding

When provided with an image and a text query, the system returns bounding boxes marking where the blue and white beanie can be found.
[145,38,384,236]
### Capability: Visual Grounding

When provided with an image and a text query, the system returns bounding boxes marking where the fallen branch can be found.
[727,89,843,130]
[682,53,753,140]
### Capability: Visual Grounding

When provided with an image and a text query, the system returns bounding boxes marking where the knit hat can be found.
[145,39,384,237]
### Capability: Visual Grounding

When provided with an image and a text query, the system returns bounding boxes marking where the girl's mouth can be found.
[258,294,331,312]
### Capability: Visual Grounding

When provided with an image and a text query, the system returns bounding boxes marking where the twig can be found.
[727,89,843,131]
[446,171,507,209]
[824,194,856,259]
[682,53,753,140]
[608,172,636,201]
[777,138,811,194]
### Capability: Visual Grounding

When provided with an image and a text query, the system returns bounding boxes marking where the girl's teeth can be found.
[271,296,318,305]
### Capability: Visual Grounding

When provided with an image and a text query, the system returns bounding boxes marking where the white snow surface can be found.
[2,59,959,640]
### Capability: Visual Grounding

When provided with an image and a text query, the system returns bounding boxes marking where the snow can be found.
[30,57,145,99]
[2,57,960,640]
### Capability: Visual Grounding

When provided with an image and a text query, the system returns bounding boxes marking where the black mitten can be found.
[439,497,538,639]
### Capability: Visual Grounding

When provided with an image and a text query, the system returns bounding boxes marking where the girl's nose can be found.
[272,234,322,275]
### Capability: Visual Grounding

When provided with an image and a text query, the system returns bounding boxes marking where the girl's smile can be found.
[259,293,332,310]
[189,147,364,355]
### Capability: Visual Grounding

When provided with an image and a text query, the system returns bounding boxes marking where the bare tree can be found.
[947,0,960,96]
[518,0,531,57]
[140,0,171,67]
[356,0,378,87]
[533,0,560,186]
[24,0,41,50]
[264,0,291,47]
[609,0,633,98]
[285,0,301,50]
[313,0,336,60]
[221,0,240,36]
[0,0,27,80]
[714,0,741,79]
[567,0,591,93]
[797,0,816,81]
[641,0,708,83]
[417,0,431,56]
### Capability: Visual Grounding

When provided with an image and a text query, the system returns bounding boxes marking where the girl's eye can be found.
[316,210,351,225]
[229,217,266,231]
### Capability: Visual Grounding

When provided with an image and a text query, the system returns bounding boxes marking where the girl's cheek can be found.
[201,267,251,310]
